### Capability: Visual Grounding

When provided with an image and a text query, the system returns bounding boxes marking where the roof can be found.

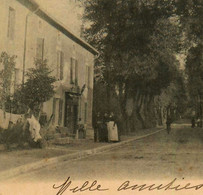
[16,0,98,55]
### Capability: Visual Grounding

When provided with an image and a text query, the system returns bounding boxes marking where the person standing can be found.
[95,112,102,142]
[191,117,196,128]
[197,117,200,127]
[102,112,109,142]
[108,112,119,142]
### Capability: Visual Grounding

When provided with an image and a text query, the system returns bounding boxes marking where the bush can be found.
[0,128,4,144]
[1,121,26,149]
[1,119,47,149]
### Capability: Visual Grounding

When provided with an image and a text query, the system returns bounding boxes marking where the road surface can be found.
[9,125,203,183]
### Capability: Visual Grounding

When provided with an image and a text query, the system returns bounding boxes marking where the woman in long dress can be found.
[107,112,119,142]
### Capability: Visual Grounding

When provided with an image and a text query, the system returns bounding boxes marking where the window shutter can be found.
[88,66,91,88]
[75,60,78,85]
[60,52,64,80]
[7,7,16,40]
[52,98,56,124]
[58,99,63,125]
[70,58,73,83]
[86,66,91,88]
[36,38,44,60]
[84,102,88,123]
[85,66,88,86]
[56,51,60,79]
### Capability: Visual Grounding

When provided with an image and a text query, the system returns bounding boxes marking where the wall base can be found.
[85,127,94,140]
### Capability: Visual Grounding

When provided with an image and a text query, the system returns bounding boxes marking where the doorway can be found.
[64,92,78,134]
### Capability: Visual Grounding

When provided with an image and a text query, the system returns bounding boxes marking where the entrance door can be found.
[73,105,78,134]
[64,93,78,134]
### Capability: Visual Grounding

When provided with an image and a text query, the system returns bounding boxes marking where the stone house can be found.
[0,0,98,138]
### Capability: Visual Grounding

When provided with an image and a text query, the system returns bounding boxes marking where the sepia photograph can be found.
[0,0,203,194]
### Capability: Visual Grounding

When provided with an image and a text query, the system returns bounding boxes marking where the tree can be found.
[176,0,203,125]
[155,70,188,125]
[14,59,56,118]
[0,52,16,113]
[82,0,182,133]
[176,0,203,45]
[185,44,203,126]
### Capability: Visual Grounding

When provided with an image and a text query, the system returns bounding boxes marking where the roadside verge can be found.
[0,128,164,180]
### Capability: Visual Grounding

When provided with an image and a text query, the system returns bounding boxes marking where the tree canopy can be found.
[82,0,184,131]
[14,59,56,115]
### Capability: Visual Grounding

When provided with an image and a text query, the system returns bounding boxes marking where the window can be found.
[86,66,91,88]
[60,52,64,80]
[36,38,44,60]
[7,7,16,40]
[52,98,56,124]
[57,31,61,42]
[58,99,63,125]
[70,58,78,85]
[57,51,64,80]
[75,60,78,85]
[38,20,42,31]
[70,58,74,84]
[84,102,88,123]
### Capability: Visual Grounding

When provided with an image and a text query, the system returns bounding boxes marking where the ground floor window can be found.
[84,102,88,123]
[52,98,57,124]
[58,99,63,125]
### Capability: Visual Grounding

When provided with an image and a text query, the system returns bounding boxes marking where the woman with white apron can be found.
[107,112,119,142]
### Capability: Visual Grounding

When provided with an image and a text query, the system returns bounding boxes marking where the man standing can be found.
[95,112,102,142]
[102,113,109,142]
[191,117,196,128]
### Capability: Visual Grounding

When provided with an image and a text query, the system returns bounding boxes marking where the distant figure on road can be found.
[191,117,196,128]
[166,116,172,134]
[197,118,201,127]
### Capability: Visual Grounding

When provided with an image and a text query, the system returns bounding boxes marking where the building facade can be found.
[0,0,98,138]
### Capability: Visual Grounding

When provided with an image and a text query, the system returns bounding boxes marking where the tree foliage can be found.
[155,70,188,123]
[176,0,203,44]
[176,0,203,122]
[0,52,16,111]
[185,44,203,121]
[82,0,183,132]
[14,59,56,115]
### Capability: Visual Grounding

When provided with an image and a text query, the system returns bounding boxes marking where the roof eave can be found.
[16,0,99,55]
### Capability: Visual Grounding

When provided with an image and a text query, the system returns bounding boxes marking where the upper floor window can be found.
[7,7,16,40]
[38,20,42,30]
[70,58,78,85]
[57,31,61,42]
[86,65,91,88]
[57,51,64,80]
[36,38,44,60]
[84,102,88,123]
[75,59,78,85]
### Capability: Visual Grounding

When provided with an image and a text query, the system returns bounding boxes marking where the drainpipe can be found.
[22,7,39,85]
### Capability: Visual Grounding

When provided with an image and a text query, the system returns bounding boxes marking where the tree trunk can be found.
[136,94,146,129]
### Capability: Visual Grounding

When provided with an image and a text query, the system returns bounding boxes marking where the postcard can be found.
[0,0,202,194]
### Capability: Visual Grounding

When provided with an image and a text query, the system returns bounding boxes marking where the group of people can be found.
[95,112,120,142]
